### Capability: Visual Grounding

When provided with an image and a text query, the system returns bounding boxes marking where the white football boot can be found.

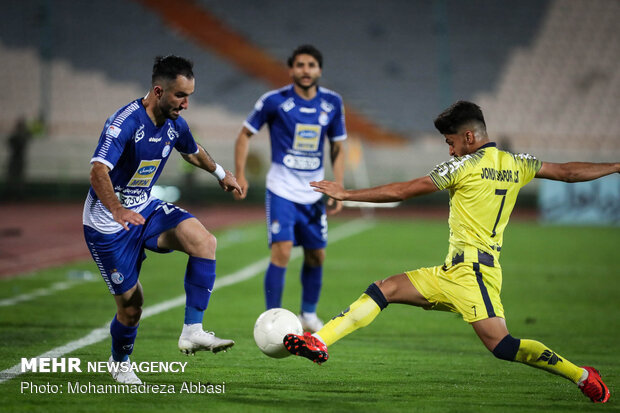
[178,324,235,355]
[298,312,324,333]
[107,356,142,384]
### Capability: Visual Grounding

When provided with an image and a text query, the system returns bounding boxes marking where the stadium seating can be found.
[0,0,618,186]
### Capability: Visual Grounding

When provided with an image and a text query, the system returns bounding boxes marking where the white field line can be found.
[0,219,374,384]
[0,280,96,307]
[0,227,263,308]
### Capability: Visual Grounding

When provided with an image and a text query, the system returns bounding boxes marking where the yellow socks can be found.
[316,284,388,346]
[515,339,584,383]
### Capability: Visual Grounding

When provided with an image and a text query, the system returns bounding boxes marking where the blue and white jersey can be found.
[83,98,199,234]
[244,84,347,204]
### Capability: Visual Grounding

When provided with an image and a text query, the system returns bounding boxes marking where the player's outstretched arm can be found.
[233,126,254,200]
[183,144,243,196]
[536,161,620,182]
[90,162,146,231]
[310,175,439,203]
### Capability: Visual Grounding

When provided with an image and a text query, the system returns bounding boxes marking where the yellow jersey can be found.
[428,142,542,268]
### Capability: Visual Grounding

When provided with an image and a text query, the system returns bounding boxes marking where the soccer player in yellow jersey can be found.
[283,101,616,403]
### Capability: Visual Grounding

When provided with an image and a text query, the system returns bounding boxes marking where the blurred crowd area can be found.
[0,0,618,202]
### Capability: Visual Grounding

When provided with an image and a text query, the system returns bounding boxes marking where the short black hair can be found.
[152,55,194,86]
[287,44,323,68]
[433,100,486,135]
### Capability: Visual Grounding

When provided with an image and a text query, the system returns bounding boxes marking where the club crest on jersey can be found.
[318,111,329,126]
[134,124,145,142]
[293,124,321,151]
[106,125,122,138]
[110,271,124,284]
[167,127,179,141]
[128,159,161,187]
[162,143,171,158]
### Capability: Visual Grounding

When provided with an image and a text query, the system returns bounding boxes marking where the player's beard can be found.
[161,101,182,120]
[293,75,318,91]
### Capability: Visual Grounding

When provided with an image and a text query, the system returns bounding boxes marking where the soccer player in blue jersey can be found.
[233,45,347,332]
[284,101,614,403]
[83,56,242,384]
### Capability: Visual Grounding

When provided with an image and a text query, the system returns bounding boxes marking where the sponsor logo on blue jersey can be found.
[299,130,318,139]
[128,160,161,187]
[138,165,157,175]
[293,124,321,151]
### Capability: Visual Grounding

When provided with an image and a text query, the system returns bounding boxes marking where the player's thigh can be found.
[302,248,325,267]
[376,273,432,308]
[157,217,215,258]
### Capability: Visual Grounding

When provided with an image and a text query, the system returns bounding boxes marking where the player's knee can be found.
[118,306,142,326]
[366,282,389,310]
[374,279,397,303]
[191,231,216,258]
[303,249,324,267]
[492,334,521,361]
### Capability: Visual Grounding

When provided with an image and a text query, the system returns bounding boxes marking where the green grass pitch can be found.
[0,217,618,412]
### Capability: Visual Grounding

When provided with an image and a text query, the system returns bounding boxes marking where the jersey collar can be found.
[478,142,497,150]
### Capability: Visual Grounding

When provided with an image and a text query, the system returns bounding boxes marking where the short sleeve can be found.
[173,117,198,155]
[244,91,275,134]
[327,98,347,141]
[513,153,542,187]
[90,117,136,170]
[428,155,475,190]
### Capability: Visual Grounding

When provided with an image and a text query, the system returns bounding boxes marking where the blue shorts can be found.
[266,190,327,249]
[84,199,194,295]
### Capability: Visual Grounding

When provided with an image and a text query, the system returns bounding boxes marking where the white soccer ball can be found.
[253,308,303,358]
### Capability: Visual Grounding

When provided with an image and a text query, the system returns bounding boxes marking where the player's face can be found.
[157,75,195,120]
[444,132,470,157]
[290,54,322,91]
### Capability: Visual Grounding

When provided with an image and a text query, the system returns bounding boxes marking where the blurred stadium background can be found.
[0,0,618,212]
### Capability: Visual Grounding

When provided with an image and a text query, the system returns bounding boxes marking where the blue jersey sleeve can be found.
[326,97,346,141]
[173,117,199,155]
[91,116,137,170]
[245,91,277,134]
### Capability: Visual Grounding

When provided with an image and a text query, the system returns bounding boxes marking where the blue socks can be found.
[110,315,138,362]
[264,263,286,309]
[265,262,323,312]
[301,264,322,313]
[184,256,216,324]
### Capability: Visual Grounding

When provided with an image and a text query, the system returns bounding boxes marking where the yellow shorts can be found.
[405,262,504,323]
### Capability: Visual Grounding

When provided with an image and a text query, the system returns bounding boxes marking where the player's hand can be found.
[310,180,347,201]
[219,170,244,197]
[111,206,145,231]
[326,197,343,215]
[233,175,249,200]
